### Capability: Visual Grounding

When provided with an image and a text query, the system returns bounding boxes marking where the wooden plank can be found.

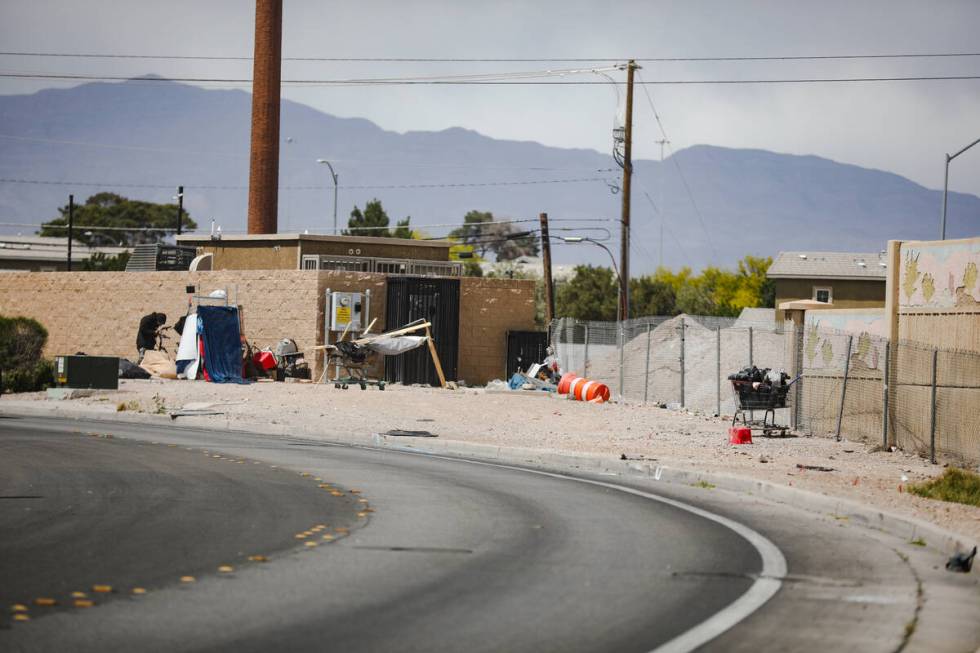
[426,326,447,389]
[354,321,431,344]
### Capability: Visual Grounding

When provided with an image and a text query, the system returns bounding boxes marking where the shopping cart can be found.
[730,378,796,436]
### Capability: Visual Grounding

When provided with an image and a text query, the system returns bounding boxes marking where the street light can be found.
[315,159,339,235]
[563,236,624,321]
[941,137,980,240]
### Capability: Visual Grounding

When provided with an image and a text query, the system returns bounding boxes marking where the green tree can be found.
[448,210,539,260]
[392,216,414,239]
[344,199,390,237]
[630,277,677,317]
[39,192,197,246]
[555,265,619,321]
[83,251,131,271]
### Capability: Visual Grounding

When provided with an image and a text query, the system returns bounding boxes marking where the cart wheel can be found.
[359,382,367,390]
[341,384,349,390]
[334,383,341,389]
[378,382,386,391]
[763,429,772,437]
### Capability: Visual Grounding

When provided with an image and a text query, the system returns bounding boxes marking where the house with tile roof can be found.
[767,251,887,322]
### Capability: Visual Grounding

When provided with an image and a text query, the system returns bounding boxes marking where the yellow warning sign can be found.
[335,306,351,324]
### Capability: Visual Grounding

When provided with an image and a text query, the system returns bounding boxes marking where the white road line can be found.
[405,450,787,653]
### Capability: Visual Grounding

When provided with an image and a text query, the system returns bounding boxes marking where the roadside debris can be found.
[797,464,836,472]
[946,546,977,573]
[384,429,437,438]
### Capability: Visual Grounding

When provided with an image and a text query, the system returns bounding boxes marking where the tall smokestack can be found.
[246,0,282,234]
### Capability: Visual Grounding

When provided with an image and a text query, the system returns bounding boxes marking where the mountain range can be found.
[1,77,977,272]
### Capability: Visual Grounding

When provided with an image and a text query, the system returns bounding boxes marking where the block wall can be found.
[457,277,538,384]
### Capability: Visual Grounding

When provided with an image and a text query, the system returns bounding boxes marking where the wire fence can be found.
[549,314,980,462]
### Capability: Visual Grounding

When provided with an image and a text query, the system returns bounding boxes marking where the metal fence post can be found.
[679,318,686,407]
[748,326,754,367]
[643,322,652,404]
[716,326,721,416]
[835,335,853,441]
[882,342,890,450]
[583,323,590,376]
[930,348,938,464]
[618,321,626,401]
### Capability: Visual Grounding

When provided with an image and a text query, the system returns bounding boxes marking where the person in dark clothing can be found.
[136,312,167,364]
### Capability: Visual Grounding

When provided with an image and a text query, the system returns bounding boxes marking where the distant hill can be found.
[1,77,977,272]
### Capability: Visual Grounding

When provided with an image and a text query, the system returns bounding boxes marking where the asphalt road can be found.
[0,414,951,652]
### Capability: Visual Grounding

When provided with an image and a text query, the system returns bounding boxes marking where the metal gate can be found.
[385,277,459,386]
[506,331,548,378]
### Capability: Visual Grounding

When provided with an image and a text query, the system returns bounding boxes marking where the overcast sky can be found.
[1,0,978,197]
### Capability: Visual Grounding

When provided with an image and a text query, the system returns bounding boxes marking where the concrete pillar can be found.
[246,0,282,235]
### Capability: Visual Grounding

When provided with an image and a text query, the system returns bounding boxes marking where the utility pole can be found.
[67,194,74,272]
[176,185,184,236]
[539,212,555,323]
[655,138,669,270]
[619,60,638,321]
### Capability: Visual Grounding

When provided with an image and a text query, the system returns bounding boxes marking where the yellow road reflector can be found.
[218,565,234,573]
[11,604,29,612]
[131,588,147,595]
[300,472,311,477]
[13,613,30,622]
[335,527,349,534]
[304,541,318,548]
[34,597,57,607]
[315,523,328,529]
[236,460,245,464]
[362,508,375,513]
[211,455,222,459]
[321,534,334,541]
[357,498,369,503]
[294,533,307,539]
[357,512,368,518]
[248,555,268,562]
[91,585,112,593]
[74,599,94,608]
[314,477,323,481]
[70,591,87,599]
[350,489,361,494]
[330,491,343,497]
[180,576,195,584]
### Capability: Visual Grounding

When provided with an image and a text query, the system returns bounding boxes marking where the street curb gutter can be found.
[4,402,977,559]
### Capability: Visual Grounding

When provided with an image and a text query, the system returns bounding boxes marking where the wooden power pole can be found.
[539,212,555,323]
[619,60,637,321]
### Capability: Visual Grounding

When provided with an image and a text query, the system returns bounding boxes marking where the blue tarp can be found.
[197,306,247,384]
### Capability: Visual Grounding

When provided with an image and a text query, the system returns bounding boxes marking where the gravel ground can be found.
[4,378,979,542]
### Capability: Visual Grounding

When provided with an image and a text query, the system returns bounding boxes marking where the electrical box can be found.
[55,355,119,390]
[329,292,363,332]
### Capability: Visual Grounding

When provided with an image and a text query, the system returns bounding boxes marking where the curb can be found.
[4,401,976,558]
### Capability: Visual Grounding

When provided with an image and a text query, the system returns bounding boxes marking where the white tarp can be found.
[175,313,199,379]
[364,335,428,356]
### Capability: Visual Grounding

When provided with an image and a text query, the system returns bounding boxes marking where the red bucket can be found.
[729,426,753,445]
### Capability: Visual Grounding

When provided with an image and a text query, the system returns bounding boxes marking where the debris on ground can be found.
[797,464,836,472]
[946,546,977,573]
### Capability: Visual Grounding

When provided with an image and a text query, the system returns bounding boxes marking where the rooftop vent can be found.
[798,254,807,260]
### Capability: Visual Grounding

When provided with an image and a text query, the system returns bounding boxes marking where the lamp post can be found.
[941,136,980,240]
[315,159,339,234]
[564,236,623,321]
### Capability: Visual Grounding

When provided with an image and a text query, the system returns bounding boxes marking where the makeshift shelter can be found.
[195,306,246,384]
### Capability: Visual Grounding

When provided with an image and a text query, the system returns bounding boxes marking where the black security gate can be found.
[506,330,549,378]
[385,277,459,386]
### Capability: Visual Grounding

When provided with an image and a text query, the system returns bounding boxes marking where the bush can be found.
[0,316,53,393]
[909,468,980,507]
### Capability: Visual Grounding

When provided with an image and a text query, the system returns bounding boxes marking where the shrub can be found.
[909,468,980,507]
[0,316,53,393]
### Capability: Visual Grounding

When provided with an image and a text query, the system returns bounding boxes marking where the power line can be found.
[2,72,979,85]
[0,176,608,191]
[3,50,979,62]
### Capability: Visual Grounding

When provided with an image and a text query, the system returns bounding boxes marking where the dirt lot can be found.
[4,378,979,542]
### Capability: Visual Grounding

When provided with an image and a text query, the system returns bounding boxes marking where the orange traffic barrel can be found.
[560,373,610,403]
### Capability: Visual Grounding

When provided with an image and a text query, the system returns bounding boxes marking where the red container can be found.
[253,351,277,371]
[729,426,753,445]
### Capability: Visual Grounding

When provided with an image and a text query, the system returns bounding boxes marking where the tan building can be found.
[176,233,460,276]
[768,251,887,322]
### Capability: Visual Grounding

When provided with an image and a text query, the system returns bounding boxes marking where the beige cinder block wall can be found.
[0,269,324,374]
[457,277,537,385]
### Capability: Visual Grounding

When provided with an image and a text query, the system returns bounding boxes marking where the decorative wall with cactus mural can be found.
[804,310,887,373]
[900,239,980,308]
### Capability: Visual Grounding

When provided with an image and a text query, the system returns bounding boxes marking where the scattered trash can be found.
[946,546,977,573]
[384,429,437,438]
[759,455,769,463]
[797,464,835,472]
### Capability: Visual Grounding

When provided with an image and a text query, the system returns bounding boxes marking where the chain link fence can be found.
[549,314,980,462]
